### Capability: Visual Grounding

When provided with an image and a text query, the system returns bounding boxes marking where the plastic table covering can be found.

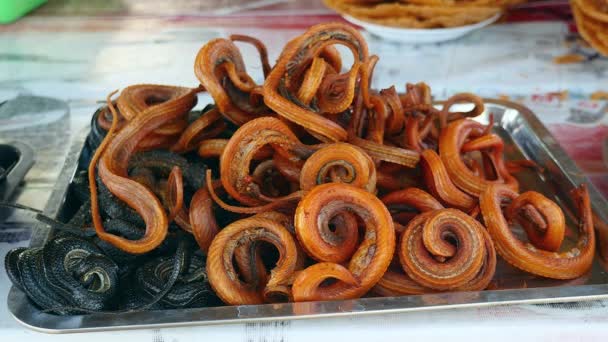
[0,2,607,340]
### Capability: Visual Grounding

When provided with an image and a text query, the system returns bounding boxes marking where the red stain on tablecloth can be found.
[548,123,608,196]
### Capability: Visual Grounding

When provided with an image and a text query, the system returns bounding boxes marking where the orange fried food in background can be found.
[323,0,527,29]
[571,0,608,56]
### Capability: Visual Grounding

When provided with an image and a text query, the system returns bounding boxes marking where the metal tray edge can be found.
[8,285,608,334]
[7,100,608,333]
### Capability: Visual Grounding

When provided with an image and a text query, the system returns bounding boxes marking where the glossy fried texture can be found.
[348,133,420,167]
[10,20,607,317]
[197,139,228,159]
[374,187,444,296]
[398,209,496,290]
[194,38,266,125]
[480,184,595,279]
[572,0,608,57]
[438,93,485,128]
[297,57,328,105]
[375,163,421,191]
[219,117,311,206]
[439,119,518,197]
[189,188,220,253]
[401,82,432,109]
[206,215,298,305]
[299,143,376,192]
[505,191,565,252]
[230,34,271,78]
[292,183,395,301]
[231,212,298,294]
[420,149,476,210]
[317,61,362,114]
[292,262,360,301]
[207,169,305,215]
[264,22,369,142]
[117,84,189,136]
[380,86,406,136]
[92,86,197,254]
[381,187,444,226]
[172,107,225,153]
[372,270,432,296]
[362,93,388,144]
[166,166,184,223]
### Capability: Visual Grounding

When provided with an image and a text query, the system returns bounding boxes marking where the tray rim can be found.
[7,98,608,333]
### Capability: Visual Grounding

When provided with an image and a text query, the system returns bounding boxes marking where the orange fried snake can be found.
[82,22,598,307]
[292,183,395,301]
[480,184,594,279]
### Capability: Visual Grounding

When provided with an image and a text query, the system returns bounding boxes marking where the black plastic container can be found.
[0,142,34,220]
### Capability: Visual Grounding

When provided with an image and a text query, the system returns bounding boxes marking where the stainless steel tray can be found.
[7,99,608,333]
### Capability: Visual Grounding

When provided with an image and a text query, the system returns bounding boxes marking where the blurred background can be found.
[0,0,590,22]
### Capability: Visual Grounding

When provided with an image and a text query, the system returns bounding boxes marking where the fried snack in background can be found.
[572,0,608,56]
[324,1,500,28]
[399,0,525,6]
[362,7,501,29]
[341,0,386,2]
[597,0,608,11]
[398,0,459,5]
[575,0,608,21]
[323,0,525,29]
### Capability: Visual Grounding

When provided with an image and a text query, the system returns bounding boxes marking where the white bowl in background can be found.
[343,13,501,44]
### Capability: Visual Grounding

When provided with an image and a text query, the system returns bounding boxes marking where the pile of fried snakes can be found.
[4,23,597,315]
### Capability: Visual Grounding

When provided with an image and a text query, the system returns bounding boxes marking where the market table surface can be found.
[0,0,607,340]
